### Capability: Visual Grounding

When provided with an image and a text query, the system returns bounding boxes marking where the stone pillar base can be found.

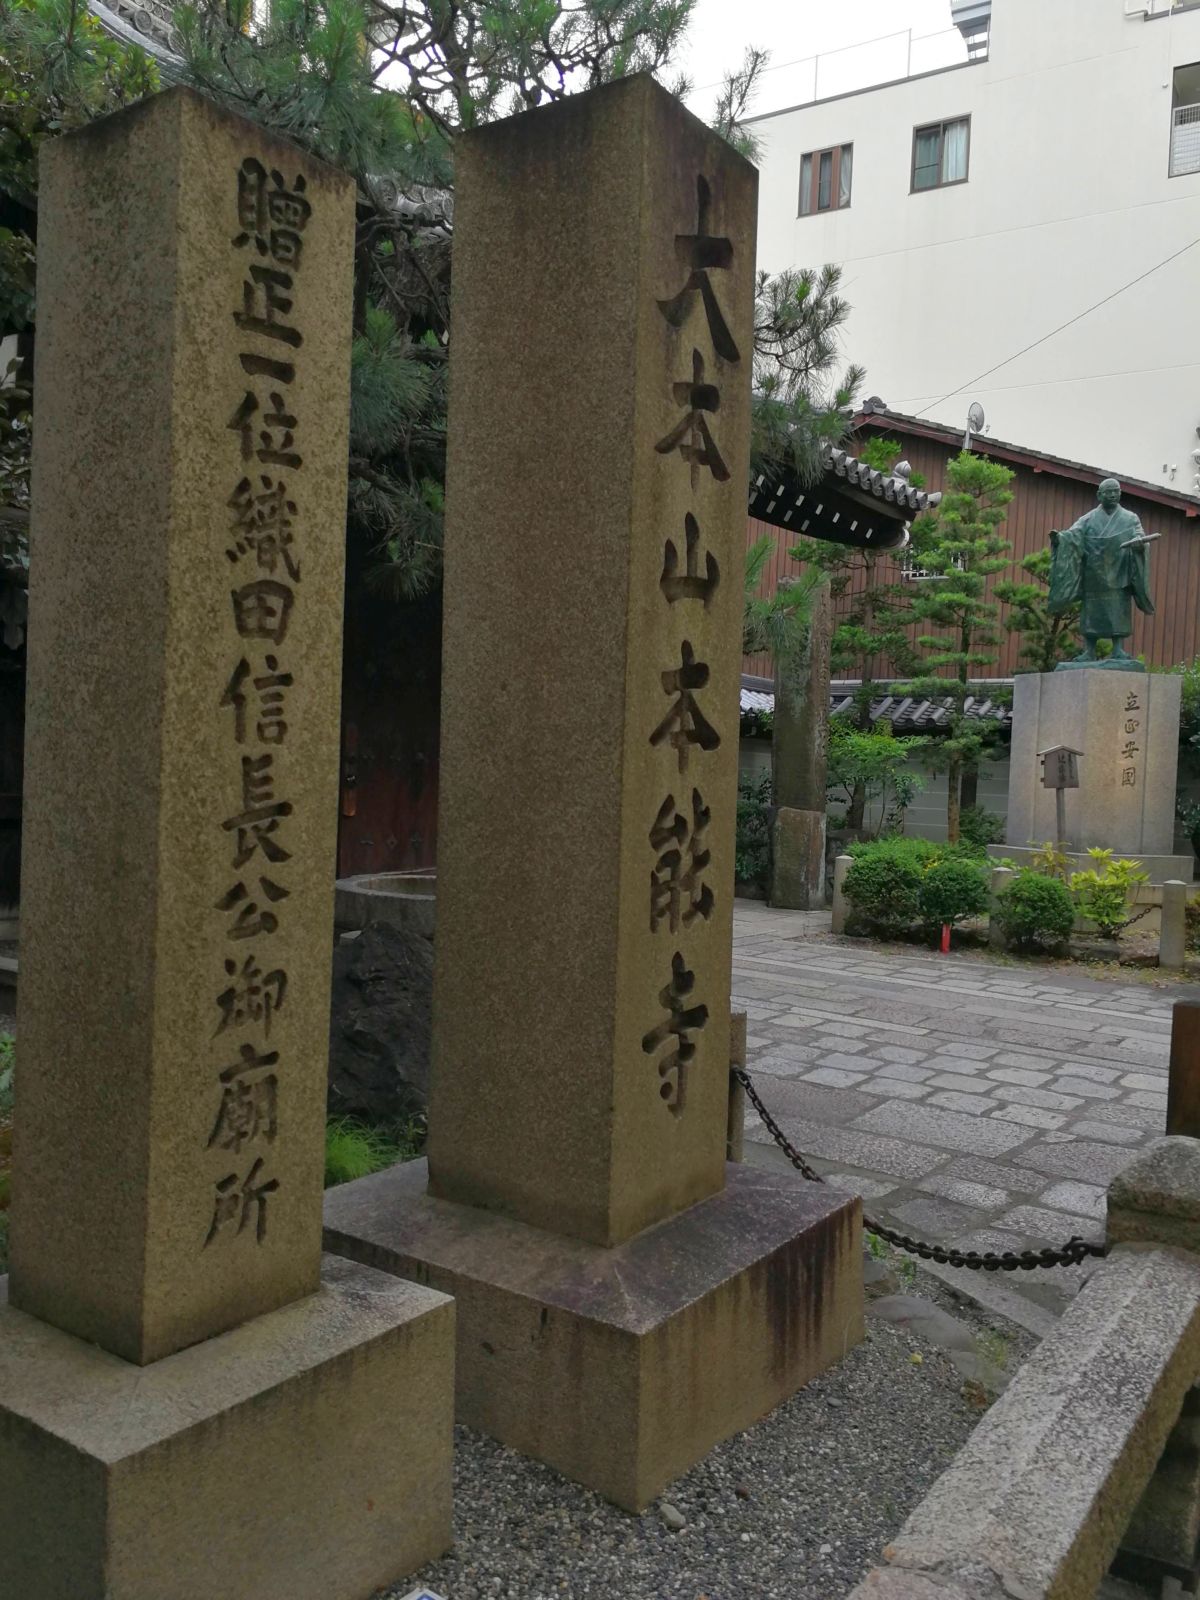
[324,1159,863,1511]
[0,1256,454,1600]
[771,806,827,910]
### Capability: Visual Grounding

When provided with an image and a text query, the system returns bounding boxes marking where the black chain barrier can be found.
[733,1067,1108,1273]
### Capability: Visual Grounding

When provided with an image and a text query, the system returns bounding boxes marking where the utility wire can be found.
[915,233,1200,418]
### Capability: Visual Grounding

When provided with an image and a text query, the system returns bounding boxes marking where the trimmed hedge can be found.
[843,837,991,941]
[992,868,1075,953]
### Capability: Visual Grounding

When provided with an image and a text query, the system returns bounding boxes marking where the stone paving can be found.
[732,901,1200,1319]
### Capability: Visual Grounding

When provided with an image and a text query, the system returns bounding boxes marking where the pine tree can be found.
[787,438,917,828]
[900,451,1014,843]
[0,0,694,601]
[995,547,1081,673]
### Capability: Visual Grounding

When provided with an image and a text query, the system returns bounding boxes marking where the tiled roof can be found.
[821,440,942,514]
[740,679,1012,731]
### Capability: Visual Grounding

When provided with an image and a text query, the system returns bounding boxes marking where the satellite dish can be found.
[963,400,987,451]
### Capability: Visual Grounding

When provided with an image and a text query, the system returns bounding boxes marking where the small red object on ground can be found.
[940,923,951,954]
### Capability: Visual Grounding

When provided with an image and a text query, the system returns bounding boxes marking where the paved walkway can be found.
[732,901,1200,1319]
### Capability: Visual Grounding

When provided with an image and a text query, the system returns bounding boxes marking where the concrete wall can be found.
[740,732,1200,859]
[748,0,1200,495]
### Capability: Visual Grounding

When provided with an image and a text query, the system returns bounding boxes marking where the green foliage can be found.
[742,537,827,707]
[917,856,990,932]
[0,0,693,605]
[958,804,1005,850]
[843,836,988,939]
[899,452,1015,842]
[735,772,772,889]
[1029,839,1071,881]
[992,869,1076,953]
[1068,848,1148,939]
[995,547,1080,674]
[1185,896,1200,953]
[750,263,865,487]
[857,436,902,473]
[323,1115,421,1188]
[843,848,922,936]
[826,717,927,837]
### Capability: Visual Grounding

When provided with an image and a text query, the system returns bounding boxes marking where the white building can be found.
[746,0,1200,496]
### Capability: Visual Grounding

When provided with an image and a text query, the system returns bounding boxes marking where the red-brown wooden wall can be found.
[743,424,1200,683]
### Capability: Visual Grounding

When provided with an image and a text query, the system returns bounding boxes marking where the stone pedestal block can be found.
[0,1256,455,1600]
[1005,669,1183,866]
[771,806,826,910]
[324,1159,863,1512]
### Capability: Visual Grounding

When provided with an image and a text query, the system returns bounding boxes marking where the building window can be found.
[900,552,965,581]
[911,117,970,191]
[799,144,852,216]
[1171,62,1200,177]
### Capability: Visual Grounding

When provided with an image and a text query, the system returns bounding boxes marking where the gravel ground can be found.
[386,1311,985,1600]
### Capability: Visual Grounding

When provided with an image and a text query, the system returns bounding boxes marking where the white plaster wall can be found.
[748,0,1200,494]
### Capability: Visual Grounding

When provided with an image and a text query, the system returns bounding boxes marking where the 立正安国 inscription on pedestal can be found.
[10,90,353,1365]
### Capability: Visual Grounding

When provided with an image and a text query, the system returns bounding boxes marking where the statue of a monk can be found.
[1048,478,1154,667]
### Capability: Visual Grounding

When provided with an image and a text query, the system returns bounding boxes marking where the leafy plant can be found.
[323,1115,421,1189]
[843,849,922,936]
[826,718,927,839]
[735,772,773,890]
[992,869,1075,953]
[1029,840,1071,882]
[1069,848,1148,939]
[917,857,990,935]
[958,804,1005,850]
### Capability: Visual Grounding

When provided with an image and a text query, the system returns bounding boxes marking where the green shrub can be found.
[844,850,923,935]
[993,869,1076,952]
[735,773,772,889]
[1069,848,1148,939]
[918,857,990,932]
[958,804,1005,850]
[1186,896,1200,952]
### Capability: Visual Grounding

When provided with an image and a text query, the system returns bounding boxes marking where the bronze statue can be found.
[1047,478,1155,670]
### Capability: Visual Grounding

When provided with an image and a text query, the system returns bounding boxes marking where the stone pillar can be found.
[324,76,862,1514]
[1,88,453,1598]
[1005,669,1190,881]
[831,853,853,935]
[771,585,830,909]
[727,1009,747,1163]
[989,866,1014,951]
[1162,880,1188,971]
[1109,1140,1200,1584]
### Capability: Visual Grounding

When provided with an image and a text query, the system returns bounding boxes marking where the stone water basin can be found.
[334,869,436,938]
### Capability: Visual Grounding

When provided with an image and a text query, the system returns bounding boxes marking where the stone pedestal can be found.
[326,75,862,1506]
[772,806,827,910]
[1005,669,1189,879]
[0,1258,454,1600]
[325,1161,861,1512]
[3,88,453,1594]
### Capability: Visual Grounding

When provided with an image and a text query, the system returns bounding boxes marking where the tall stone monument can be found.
[772,583,832,909]
[1005,670,1188,878]
[0,89,453,1598]
[1005,485,1189,879]
[324,74,862,1512]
